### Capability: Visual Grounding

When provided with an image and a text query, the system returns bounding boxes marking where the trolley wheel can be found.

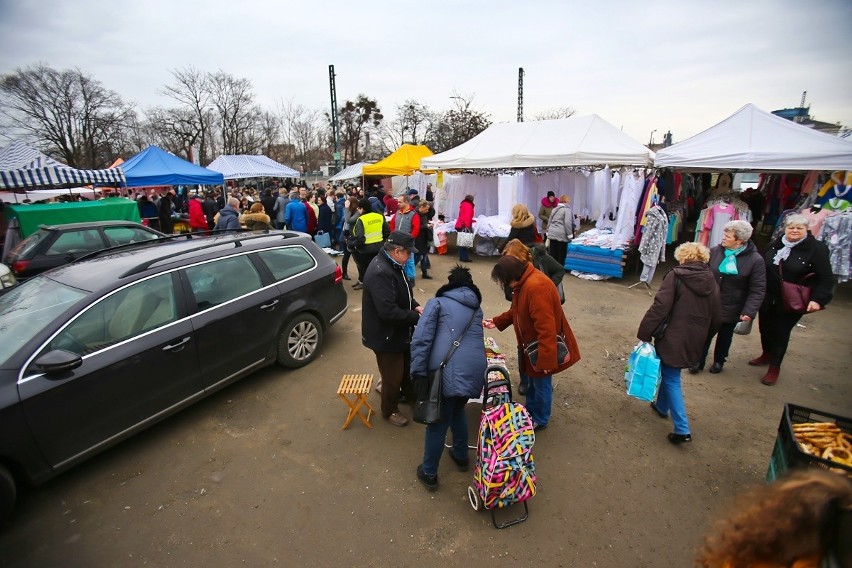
[467,486,482,511]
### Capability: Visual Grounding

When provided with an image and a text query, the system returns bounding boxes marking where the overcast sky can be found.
[1,0,850,146]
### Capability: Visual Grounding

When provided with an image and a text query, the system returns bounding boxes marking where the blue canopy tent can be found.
[0,140,126,190]
[122,146,224,187]
[207,154,300,179]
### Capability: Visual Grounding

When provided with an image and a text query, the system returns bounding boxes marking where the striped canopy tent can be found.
[0,140,126,189]
[207,154,300,179]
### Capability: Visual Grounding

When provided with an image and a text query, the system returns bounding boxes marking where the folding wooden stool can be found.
[337,373,375,430]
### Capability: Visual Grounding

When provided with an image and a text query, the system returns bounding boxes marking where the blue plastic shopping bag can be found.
[314,231,332,248]
[624,342,662,402]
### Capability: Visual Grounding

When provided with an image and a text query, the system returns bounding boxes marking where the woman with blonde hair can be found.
[506,203,538,246]
[637,242,720,444]
[697,470,851,567]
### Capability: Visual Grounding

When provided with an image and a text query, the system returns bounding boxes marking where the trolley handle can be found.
[484,365,512,399]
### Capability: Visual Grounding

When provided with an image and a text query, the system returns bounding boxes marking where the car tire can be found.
[277,313,323,369]
[0,464,16,522]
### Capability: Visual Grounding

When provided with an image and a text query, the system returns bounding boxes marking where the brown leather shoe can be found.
[386,412,409,427]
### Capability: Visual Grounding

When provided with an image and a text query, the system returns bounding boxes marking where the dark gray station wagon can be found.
[0,231,347,519]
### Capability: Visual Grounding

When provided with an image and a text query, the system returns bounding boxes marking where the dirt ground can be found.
[1,244,850,567]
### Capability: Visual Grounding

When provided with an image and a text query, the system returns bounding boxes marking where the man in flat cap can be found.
[361,230,423,426]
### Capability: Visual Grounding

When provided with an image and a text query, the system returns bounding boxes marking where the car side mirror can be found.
[34,350,83,375]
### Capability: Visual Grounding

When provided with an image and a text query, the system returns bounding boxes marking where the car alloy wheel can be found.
[277,313,323,368]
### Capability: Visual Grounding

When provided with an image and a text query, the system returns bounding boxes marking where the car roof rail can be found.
[73,232,200,264]
[117,230,302,279]
[74,227,291,265]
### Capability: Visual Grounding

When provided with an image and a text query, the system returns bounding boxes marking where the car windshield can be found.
[0,276,88,367]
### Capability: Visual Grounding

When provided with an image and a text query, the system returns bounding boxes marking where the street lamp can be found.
[649,129,657,146]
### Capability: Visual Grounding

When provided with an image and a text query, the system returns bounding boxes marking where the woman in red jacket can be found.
[188,193,208,232]
[484,255,580,430]
[455,195,475,262]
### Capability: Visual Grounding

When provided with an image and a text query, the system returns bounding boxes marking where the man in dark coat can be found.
[202,192,220,230]
[261,189,277,219]
[214,197,241,231]
[361,231,422,426]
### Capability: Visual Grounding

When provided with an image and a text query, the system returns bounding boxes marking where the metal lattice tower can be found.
[517,67,524,122]
[329,65,341,170]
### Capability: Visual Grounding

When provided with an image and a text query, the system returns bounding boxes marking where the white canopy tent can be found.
[207,154,300,179]
[421,115,655,170]
[328,162,366,181]
[654,103,852,171]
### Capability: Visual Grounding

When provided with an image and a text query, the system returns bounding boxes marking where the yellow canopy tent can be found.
[362,144,433,176]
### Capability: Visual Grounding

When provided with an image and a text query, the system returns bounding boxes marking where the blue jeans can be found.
[459,246,470,261]
[654,362,690,435]
[421,396,469,477]
[525,375,553,426]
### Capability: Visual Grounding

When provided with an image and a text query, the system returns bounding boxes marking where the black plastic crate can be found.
[766,403,852,482]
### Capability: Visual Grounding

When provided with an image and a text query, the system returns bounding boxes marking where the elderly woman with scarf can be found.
[752,214,833,386]
[693,220,766,374]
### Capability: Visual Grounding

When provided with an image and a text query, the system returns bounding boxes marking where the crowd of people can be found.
[351,186,845,566]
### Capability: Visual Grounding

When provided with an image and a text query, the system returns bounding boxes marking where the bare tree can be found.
[257,110,282,155]
[430,92,491,153]
[379,100,436,153]
[0,63,134,168]
[533,106,577,121]
[330,95,383,164]
[207,70,262,155]
[292,107,325,169]
[142,106,201,158]
[159,67,213,163]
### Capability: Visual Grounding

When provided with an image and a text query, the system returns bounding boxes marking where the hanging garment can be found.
[638,205,669,268]
[613,170,645,244]
[820,212,852,283]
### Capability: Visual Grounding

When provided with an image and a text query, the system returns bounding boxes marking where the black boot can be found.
[421,271,433,280]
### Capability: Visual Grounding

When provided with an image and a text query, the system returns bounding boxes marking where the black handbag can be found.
[523,334,570,371]
[651,274,681,340]
[413,309,478,425]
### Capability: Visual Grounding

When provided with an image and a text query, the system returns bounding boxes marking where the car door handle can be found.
[163,336,191,352]
[260,299,279,311]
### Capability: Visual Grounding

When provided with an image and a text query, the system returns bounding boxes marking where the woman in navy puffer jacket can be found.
[411,265,486,491]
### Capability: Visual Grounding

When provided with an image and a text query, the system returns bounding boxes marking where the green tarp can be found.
[6,198,141,238]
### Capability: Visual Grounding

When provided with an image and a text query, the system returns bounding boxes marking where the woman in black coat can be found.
[505,203,538,246]
[752,214,833,386]
[157,192,174,234]
[694,220,766,374]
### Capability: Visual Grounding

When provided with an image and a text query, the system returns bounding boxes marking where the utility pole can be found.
[328,65,341,171]
[517,67,524,122]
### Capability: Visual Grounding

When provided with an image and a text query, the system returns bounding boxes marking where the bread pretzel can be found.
[822,447,852,466]
[792,423,852,471]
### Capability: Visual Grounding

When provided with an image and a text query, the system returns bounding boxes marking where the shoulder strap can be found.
[440,308,478,367]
